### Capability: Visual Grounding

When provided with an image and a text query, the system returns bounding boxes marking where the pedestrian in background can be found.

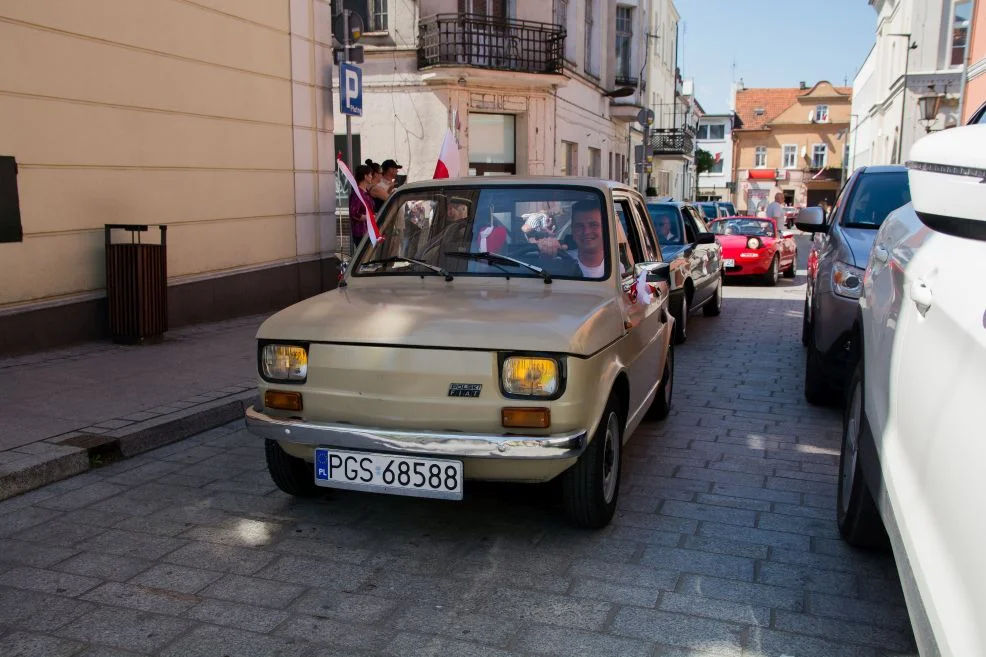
[765,192,785,226]
[349,164,374,255]
[365,159,387,213]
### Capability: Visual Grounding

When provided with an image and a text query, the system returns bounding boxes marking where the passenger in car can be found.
[533,199,607,279]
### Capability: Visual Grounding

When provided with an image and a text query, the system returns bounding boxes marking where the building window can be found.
[584,0,597,76]
[698,124,725,140]
[557,0,576,62]
[814,105,829,122]
[588,147,602,177]
[370,0,388,32]
[615,6,633,81]
[782,144,797,169]
[709,159,724,175]
[812,144,827,168]
[754,146,767,168]
[951,0,972,66]
[563,141,578,175]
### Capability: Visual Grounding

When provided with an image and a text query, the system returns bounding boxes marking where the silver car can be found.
[796,165,910,405]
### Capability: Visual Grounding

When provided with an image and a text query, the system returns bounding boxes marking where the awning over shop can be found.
[747,169,776,180]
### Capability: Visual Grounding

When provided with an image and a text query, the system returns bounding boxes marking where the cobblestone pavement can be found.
[0,269,917,657]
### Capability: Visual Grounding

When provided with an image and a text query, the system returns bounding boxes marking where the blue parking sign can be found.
[340,63,362,117]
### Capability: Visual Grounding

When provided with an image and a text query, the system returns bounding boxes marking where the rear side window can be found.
[647,204,685,245]
[842,172,911,229]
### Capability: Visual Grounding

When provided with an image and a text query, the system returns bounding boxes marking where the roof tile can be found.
[735,84,851,130]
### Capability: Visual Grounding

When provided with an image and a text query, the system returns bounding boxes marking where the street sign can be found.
[636,108,655,127]
[634,144,654,163]
[340,62,362,117]
[334,45,364,65]
[332,0,368,44]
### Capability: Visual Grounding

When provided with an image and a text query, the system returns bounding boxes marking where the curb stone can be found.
[0,391,257,501]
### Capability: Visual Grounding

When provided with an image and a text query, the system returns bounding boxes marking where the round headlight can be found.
[746,237,762,249]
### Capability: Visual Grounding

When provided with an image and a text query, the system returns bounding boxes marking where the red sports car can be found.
[708,216,797,286]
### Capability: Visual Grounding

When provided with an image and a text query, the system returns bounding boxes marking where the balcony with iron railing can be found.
[417,14,565,75]
[650,129,695,156]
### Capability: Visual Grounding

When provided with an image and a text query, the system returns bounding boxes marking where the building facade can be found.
[961,0,985,122]
[695,113,735,201]
[850,0,971,169]
[345,0,662,209]
[732,82,851,213]
[0,0,338,355]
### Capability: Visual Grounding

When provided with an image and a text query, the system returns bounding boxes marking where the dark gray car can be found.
[797,165,911,404]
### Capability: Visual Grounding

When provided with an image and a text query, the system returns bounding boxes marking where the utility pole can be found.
[344,9,353,171]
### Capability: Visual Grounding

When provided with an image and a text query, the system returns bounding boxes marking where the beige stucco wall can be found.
[735,126,848,171]
[0,0,335,310]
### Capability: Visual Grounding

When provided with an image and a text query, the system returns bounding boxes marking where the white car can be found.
[839,125,986,656]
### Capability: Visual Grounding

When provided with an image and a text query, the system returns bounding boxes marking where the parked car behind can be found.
[708,216,797,285]
[246,178,675,528]
[646,201,723,343]
[796,165,911,404]
[838,125,986,657]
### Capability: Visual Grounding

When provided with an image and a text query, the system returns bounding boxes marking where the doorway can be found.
[468,113,516,175]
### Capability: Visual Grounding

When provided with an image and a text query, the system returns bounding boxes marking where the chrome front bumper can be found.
[245,406,588,460]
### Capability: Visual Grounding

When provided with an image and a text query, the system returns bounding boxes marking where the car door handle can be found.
[873,245,889,264]
[910,279,933,315]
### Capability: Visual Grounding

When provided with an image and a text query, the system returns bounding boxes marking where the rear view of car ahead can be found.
[247,178,675,529]
[645,202,723,344]
[708,216,797,285]
[796,165,911,404]
[838,125,986,657]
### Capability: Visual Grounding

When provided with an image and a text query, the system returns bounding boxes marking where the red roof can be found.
[735,83,852,131]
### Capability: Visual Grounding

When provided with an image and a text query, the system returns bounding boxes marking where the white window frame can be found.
[709,159,724,175]
[949,0,972,68]
[782,144,797,169]
[708,124,725,140]
[814,105,829,123]
[615,5,634,81]
[754,146,767,169]
[696,125,709,140]
[369,0,388,32]
[812,144,827,168]
[584,0,597,77]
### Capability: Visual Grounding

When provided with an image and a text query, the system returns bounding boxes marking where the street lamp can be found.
[888,33,918,164]
[917,93,944,132]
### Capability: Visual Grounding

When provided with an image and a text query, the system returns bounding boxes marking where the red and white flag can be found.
[433,128,460,179]
[337,155,383,245]
[714,152,722,163]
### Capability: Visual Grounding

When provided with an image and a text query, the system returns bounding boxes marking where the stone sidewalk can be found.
[0,314,269,501]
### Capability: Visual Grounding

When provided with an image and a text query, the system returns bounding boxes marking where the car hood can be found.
[257,279,626,356]
[840,226,879,267]
[716,235,773,251]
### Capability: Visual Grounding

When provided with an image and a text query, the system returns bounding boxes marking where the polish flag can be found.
[714,152,722,163]
[433,128,460,179]
[337,155,383,245]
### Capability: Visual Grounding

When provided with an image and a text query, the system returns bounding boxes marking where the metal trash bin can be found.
[104,224,168,344]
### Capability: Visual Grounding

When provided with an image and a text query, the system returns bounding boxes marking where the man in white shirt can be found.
[765,192,785,225]
[534,200,607,278]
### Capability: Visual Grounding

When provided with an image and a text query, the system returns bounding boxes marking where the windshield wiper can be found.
[445,251,552,284]
[361,256,454,281]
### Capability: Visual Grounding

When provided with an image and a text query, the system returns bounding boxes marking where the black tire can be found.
[672,293,688,344]
[783,251,797,278]
[646,344,674,421]
[265,439,319,497]
[703,276,723,317]
[801,296,810,347]
[837,364,888,549]
[563,395,623,529]
[804,336,835,406]
[762,256,780,286]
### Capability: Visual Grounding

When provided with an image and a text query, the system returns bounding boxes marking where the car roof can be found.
[858,165,908,174]
[393,176,639,194]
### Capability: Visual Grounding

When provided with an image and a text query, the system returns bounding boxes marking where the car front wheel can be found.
[783,251,797,278]
[837,364,888,549]
[563,395,623,529]
[672,294,688,344]
[762,255,779,286]
[646,344,674,421]
[265,440,319,497]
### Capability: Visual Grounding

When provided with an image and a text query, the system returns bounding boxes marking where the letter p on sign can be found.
[340,62,362,117]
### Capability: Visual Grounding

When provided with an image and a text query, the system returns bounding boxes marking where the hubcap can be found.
[601,412,620,504]
[841,381,862,513]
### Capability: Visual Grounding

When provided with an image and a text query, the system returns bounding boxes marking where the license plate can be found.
[314,449,463,500]
[723,259,735,267]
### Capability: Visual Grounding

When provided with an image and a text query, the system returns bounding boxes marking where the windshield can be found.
[352,186,611,281]
[719,202,736,215]
[646,204,685,245]
[699,203,718,219]
[842,172,911,228]
[710,218,776,237]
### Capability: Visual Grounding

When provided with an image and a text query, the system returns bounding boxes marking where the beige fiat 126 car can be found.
[246,177,675,527]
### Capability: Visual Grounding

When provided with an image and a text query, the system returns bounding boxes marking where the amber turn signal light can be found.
[265,390,303,412]
[501,407,550,429]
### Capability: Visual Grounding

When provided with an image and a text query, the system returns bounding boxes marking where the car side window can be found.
[682,210,697,243]
[629,199,660,262]
[613,215,635,279]
[689,209,709,234]
[614,198,645,265]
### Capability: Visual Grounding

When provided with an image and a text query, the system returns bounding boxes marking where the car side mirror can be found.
[795,207,826,233]
[637,261,671,284]
[695,232,716,245]
[909,125,986,241]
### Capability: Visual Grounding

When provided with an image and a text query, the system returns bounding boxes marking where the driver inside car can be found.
[531,199,608,278]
